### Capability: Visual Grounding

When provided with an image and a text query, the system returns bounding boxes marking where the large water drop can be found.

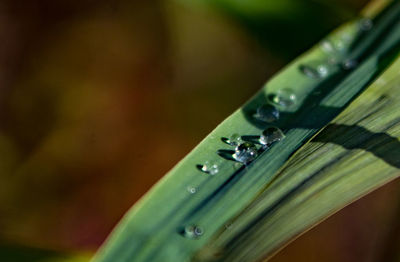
[259,127,285,146]
[253,104,280,123]
[233,142,258,164]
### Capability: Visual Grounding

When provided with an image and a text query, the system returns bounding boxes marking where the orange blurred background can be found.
[0,0,399,261]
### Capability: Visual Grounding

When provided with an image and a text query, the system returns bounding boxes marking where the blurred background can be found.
[0,0,399,261]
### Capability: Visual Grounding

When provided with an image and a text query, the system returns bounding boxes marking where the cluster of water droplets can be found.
[306,17,373,78]
[200,161,219,175]
[183,17,373,240]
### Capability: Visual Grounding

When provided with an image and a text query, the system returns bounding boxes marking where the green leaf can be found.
[92,1,400,261]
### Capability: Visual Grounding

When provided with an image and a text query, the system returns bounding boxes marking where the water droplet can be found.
[269,89,297,108]
[259,127,285,146]
[253,104,280,123]
[299,63,329,79]
[201,161,219,175]
[182,225,204,239]
[187,186,197,194]
[359,18,373,31]
[233,142,258,164]
[321,40,335,53]
[226,133,242,146]
[342,59,357,70]
[321,39,345,53]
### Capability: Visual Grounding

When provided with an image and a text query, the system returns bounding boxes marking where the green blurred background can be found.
[0,0,399,261]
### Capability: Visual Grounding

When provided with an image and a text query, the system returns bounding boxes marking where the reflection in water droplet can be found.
[183,225,204,239]
[269,89,297,108]
[299,63,329,79]
[342,59,357,70]
[359,18,373,31]
[201,161,219,175]
[253,104,280,123]
[259,127,285,146]
[226,133,242,146]
[187,186,197,194]
[233,142,258,164]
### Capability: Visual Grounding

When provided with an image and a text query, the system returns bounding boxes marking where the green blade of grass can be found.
[92,1,400,261]
[205,54,400,262]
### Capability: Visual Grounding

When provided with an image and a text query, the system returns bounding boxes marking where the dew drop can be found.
[259,127,285,146]
[253,104,280,123]
[359,18,373,31]
[233,142,258,164]
[342,59,358,70]
[187,186,197,194]
[321,40,335,53]
[269,89,297,108]
[321,39,344,53]
[182,225,204,239]
[201,161,219,175]
[226,133,242,146]
[299,63,329,79]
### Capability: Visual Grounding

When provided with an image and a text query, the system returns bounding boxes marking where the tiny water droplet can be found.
[321,39,344,53]
[201,161,219,175]
[182,225,204,239]
[233,142,258,164]
[334,40,345,50]
[269,89,297,108]
[253,104,280,123]
[226,133,242,146]
[342,59,357,70]
[259,127,285,146]
[359,18,373,31]
[299,63,329,79]
[187,186,197,194]
[321,40,334,52]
